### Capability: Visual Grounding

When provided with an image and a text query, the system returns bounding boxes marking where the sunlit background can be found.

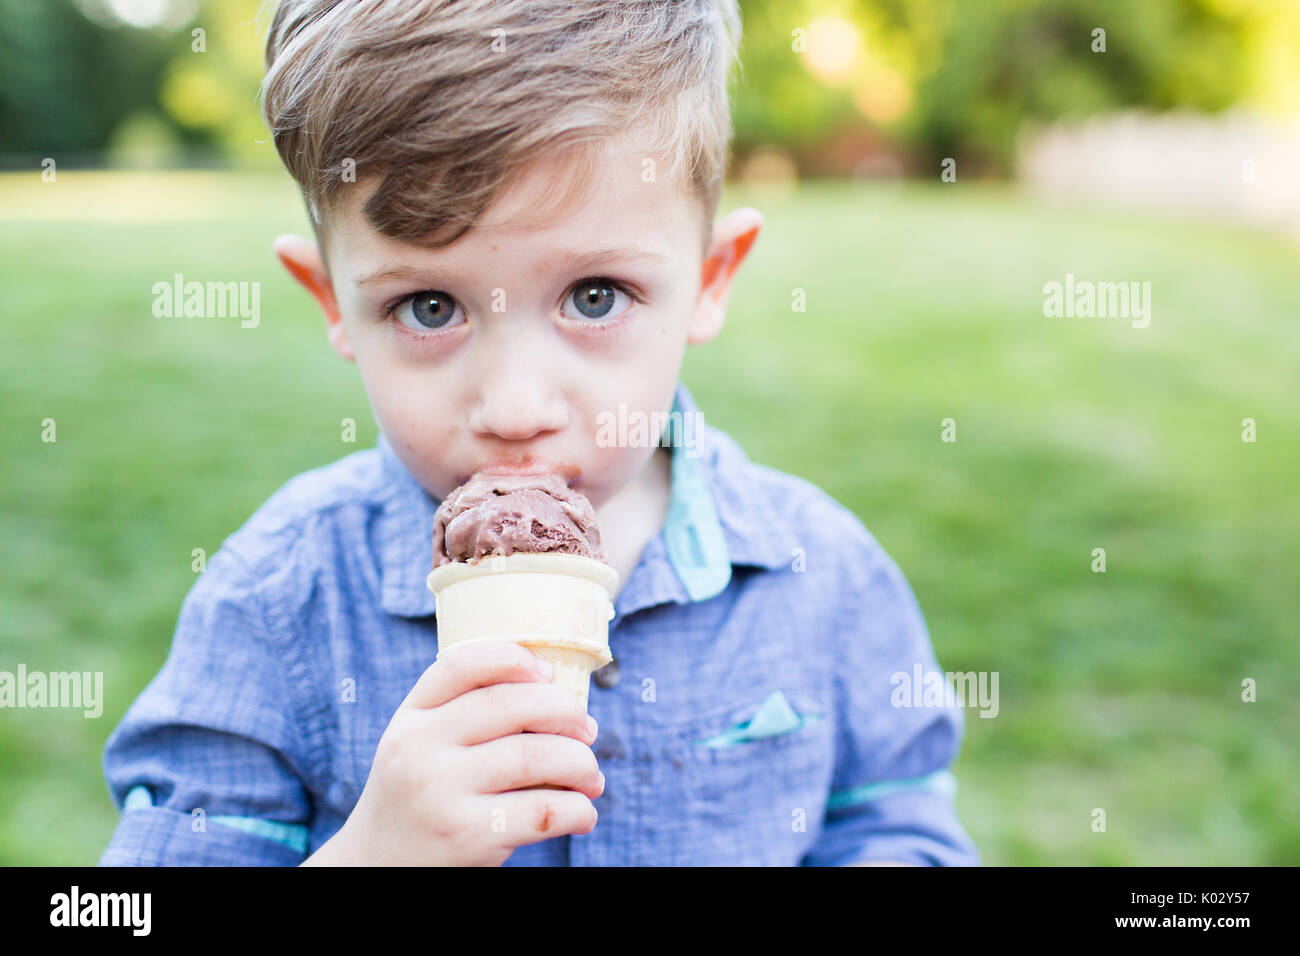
[2,0,1297,865]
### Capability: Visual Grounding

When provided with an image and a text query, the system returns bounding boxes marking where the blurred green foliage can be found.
[2,0,1294,173]
[899,0,1253,168]
[0,0,176,158]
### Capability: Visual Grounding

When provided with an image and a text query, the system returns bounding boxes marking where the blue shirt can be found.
[98,382,980,866]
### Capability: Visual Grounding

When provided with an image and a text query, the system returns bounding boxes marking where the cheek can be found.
[576,343,680,424]
[592,311,688,382]
[350,340,458,458]
[582,434,659,509]
[572,334,687,496]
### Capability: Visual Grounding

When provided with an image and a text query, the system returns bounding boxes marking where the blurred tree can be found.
[732,0,1256,173]
[901,0,1253,170]
[0,0,174,160]
[157,0,277,165]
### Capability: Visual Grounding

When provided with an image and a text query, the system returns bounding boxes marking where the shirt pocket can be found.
[671,689,834,847]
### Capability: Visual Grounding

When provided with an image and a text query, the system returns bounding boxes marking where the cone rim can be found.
[427,552,617,596]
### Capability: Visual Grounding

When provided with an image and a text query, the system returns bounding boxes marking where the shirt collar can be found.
[375,382,797,618]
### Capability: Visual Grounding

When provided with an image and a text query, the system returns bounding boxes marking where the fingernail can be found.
[535,658,554,680]
[586,715,598,740]
[597,771,606,790]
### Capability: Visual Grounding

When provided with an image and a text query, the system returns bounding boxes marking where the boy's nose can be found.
[467,352,568,442]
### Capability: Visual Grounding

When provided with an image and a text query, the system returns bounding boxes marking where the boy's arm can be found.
[802,526,980,867]
[98,546,314,866]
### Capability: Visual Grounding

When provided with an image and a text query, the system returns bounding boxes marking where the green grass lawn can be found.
[2,170,1297,865]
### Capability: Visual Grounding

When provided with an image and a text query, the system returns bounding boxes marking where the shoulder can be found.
[216,446,387,580]
[702,423,932,665]
[704,424,893,578]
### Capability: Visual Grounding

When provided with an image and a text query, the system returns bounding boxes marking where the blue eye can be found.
[562,278,635,321]
[391,291,464,331]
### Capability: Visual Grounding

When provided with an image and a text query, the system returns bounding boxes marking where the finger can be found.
[466,790,599,850]
[401,640,552,711]
[435,680,595,747]
[467,732,604,800]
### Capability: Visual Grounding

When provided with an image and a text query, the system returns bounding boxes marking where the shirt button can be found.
[592,656,620,689]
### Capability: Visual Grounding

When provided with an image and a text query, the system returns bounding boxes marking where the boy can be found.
[98,0,979,866]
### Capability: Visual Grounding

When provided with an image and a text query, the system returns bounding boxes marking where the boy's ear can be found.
[272,234,354,362]
[689,207,762,346]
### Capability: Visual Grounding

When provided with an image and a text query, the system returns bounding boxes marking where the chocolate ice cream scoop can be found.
[431,471,605,568]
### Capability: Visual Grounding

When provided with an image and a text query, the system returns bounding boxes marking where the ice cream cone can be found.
[426,552,618,708]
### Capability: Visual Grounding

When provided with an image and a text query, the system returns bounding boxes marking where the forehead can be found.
[332,140,701,275]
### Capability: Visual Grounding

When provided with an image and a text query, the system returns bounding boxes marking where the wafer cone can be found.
[426,552,618,709]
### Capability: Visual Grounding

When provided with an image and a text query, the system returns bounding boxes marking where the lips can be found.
[458,452,582,487]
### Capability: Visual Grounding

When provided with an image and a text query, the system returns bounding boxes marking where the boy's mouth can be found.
[460,453,583,487]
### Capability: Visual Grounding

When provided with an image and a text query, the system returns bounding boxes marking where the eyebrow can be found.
[355,246,670,289]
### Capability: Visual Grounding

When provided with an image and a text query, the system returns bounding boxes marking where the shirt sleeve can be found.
[98,545,314,866]
[802,524,981,867]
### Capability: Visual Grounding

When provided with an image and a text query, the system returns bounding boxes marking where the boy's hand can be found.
[307,640,603,866]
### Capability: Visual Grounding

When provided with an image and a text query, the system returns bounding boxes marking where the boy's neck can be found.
[595,445,673,597]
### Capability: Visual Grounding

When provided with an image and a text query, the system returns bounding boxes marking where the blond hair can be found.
[258,0,742,266]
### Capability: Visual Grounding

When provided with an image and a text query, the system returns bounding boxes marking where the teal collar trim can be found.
[660,386,732,602]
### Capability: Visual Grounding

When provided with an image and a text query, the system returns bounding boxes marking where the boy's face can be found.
[275,139,760,509]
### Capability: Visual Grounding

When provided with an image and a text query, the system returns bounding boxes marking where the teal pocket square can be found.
[696,690,822,748]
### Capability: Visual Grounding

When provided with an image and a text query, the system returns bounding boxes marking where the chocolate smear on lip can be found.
[431,470,604,568]
[454,454,582,488]
[488,453,581,482]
